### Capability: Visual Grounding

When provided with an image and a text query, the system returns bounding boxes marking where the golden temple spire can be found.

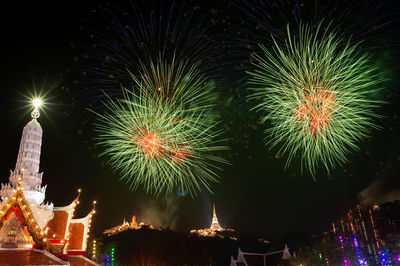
[210,204,223,231]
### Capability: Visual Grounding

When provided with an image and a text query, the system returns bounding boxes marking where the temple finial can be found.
[76,188,82,203]
[31,98,43,119]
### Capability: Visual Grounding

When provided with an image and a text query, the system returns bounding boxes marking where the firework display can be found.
[248,23,383,176]
[93,60,227,196]
[217,0,400,165]
[3,0,400,264]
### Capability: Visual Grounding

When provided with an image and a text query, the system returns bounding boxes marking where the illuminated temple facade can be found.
[103,215,162,237]
[0,110,97,264]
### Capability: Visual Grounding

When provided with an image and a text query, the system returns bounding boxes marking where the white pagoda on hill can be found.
[190,204,235,239]
[210,204,223,231]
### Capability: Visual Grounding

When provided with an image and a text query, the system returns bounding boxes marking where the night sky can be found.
[0,0,399,244]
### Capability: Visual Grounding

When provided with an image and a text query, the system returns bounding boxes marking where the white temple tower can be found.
[12,119,44,188]
[1,103,47,205]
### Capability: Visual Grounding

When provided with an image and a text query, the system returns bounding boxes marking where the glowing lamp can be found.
[32,98,43,108]
[30,98,43,119]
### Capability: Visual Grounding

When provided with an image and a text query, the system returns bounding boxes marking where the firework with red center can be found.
[136,132,163,158]
[295,86,337,134]
[93,61,227,195]
[248,23,383,177]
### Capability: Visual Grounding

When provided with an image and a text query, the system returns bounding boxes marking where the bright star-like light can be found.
[32,98,43,108]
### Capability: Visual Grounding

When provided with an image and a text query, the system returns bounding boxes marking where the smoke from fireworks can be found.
[93,59,227,196]
[248,23,383,176]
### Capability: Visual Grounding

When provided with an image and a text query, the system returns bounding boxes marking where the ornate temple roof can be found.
[0,176,48,248]
[0,104,97,264]
[46,190,81,241]
[69,203,96,253]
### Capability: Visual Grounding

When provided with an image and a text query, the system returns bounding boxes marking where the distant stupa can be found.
[190,204,235,239]
[210,204,223,231]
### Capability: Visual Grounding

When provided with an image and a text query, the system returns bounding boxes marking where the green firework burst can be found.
[248,23,383,177]
[93,60,227,196]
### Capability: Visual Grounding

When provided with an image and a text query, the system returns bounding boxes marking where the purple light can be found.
[338,235,344,249]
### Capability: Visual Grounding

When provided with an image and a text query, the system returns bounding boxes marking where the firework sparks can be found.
[248,22,383,176]
[93,60,227,196]
[135,131,163,158]
[78,0,225,104]
[295,85,337,134]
